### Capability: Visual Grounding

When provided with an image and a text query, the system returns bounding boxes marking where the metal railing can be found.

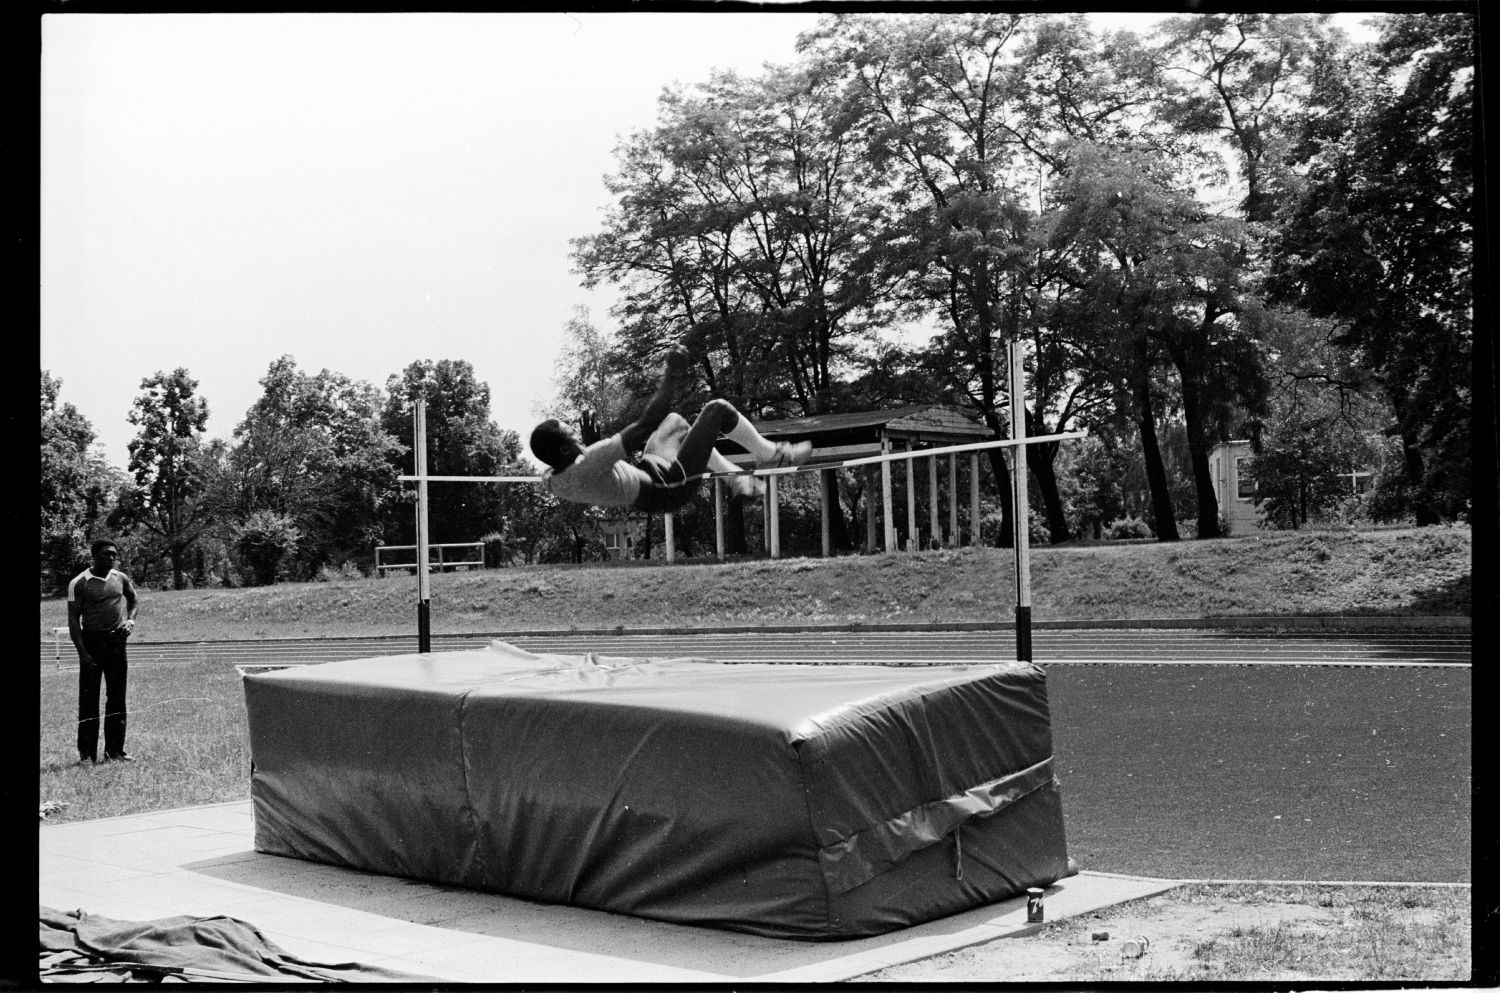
[374,542,485,576]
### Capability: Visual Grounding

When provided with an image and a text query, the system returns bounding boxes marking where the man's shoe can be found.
[759,440,811,469]
[103,753,134,763]
[77,756,95,766]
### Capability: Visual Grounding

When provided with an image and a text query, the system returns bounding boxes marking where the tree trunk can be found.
[826,478,852,552]
[1392,402,1440,526]
[1029,442,1072,544]
[1133,367,1179,542]
[638,514,654,559]
[1172,349,1223,539]
[982,446,1014,547]
[980,405,1015,548]
[725,497,747,555]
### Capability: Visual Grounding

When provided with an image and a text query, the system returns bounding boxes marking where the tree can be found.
[118,369,212,590]
[226,356,402,579]
[1049,429,1131,539]
[574,64,897,554]
[542,308,636,430]
[231,509,301,585]
[381,359,530,548]
[40,371,122,593]
[1156,12,1340,224]
[808,13,1195,545]
[573,98,782,413]
[1046,146,1184,539]
[1046,136,1280,540]
[1249,428,1358,530]
[575,63,891,419]
[1266,13,1474,523]
[1152,219,1269,539]
[809,12,1040,544]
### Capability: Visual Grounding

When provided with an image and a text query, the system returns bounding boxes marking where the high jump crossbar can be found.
[397,430,1087,485]
[406,357,1076,665]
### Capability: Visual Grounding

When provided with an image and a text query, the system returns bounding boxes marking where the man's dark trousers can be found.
[77,630,128,761]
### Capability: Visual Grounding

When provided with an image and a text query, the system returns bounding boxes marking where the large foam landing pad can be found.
[242,640,1074,940]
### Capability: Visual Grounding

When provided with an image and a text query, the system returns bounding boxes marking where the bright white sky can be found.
[39,10,1379,471]
[41,11,835,469]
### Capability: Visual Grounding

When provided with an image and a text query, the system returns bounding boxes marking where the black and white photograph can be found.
[36,6,1481,986]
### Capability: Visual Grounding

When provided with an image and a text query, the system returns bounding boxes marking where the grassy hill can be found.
[39,526,1471,642]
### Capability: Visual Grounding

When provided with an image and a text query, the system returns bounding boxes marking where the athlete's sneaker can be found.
[759,440,812,469]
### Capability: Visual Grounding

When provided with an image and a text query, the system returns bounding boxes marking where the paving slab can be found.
[39,801,1179,983]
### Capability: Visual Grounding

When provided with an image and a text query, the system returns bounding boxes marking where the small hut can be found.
[700,404,994,559]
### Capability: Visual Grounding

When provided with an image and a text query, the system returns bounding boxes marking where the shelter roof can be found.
[718,404,991,467]
[756,405,989,441]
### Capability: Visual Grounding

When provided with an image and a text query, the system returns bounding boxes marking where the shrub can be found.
[480,530,510,567]
[1028,509,1051,546]
[1106,516,1154,540]
[231,510,301,586]
[315,561,365,582]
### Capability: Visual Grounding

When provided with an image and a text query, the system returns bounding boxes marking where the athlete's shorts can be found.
[630,454,700,514]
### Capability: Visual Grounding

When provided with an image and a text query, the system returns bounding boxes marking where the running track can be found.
[41,627,1471,669]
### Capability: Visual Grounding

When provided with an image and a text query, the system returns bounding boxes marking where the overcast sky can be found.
[39,10,1374,471]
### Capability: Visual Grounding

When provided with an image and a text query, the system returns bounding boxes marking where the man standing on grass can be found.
[67,538,139,765]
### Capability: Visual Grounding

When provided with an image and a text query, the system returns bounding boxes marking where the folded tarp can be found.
[38,905,438,983]
[243,641,1073,940]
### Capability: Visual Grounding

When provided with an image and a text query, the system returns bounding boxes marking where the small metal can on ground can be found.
[1121,936,1150,958]
[1026,887,1045,923]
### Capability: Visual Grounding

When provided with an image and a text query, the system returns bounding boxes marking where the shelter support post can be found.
[969,453,980,546]
[769,476,781,559]
[714,478,725,561]
[904,444,916,551]
[948,453,958,547]
[928,452,940,549]
[881,441,894,552]
[820,469,832,558]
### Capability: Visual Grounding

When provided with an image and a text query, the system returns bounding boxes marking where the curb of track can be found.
[102,613,1471,648]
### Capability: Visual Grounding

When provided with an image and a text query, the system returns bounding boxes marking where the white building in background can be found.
[1209,440,1264,535]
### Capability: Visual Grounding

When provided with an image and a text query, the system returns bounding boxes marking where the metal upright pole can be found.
[1009,339,1032,664]
[414,400,432,654]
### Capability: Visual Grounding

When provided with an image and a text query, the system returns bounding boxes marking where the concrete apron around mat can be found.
[38,800,1176,983]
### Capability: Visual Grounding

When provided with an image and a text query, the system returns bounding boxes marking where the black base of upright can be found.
[418,600,431,654]
[1015,605,1032,664]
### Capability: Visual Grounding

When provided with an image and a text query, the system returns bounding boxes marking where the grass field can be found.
[38,526,1473,641]
[856,882,1472,982]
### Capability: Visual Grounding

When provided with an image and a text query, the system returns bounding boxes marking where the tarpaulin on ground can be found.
[38,905,438,983]
[242,641,1073,940]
